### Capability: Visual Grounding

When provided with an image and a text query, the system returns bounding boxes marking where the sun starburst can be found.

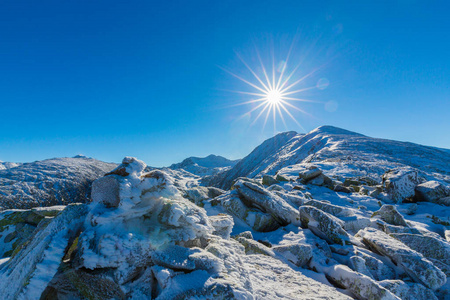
[222,46,323,132]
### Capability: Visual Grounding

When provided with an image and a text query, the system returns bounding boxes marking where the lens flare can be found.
[222,45,323,132]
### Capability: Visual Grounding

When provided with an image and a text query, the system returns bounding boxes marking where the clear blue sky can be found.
[1,1,449,166]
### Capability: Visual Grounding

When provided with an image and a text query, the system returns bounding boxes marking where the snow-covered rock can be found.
[300,205,351,245]
[372,204,408,226]
[415,180,450,205]
[381,168,419,203]
[234,179,300,226]
[379,280,438,300]
[273,243,312,267]
[357,228,447,290]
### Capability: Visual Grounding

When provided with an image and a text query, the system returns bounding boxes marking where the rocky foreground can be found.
[0,126,450,299]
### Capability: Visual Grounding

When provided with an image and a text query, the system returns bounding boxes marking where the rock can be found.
[105,156,146,177]
[334,185,351,193]
[233,231,253,240]
[41,269,126,300]
[324,264,400,300]
[234,179,300,226]
[372,205,408,226]
[209,214,234,239]
[389,233,450,276]
[219,191,281,232]
[355,250,395,281]
[382,168,419,203]
[292,185,305,191]
[298,166,322,181]
[275,174,289,182]
[379,280,438,300]
[446,230,450,242]
[405,203,418,215]
[304,199,355,218]
[273,243,312,267]
[91,175,121,207]
[348,256,374,279]
[415,181,450,205]
[308,174,333,187]
[356,228,446,290]
[235,236,274,256]
[262,174,279,186]
[300,206,351,246]
[273,191,305,208]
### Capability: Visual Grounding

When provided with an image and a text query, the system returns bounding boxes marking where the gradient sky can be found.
[1,1,449,167]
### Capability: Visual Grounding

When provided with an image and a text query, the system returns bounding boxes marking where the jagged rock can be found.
[234,179,300,226]
[415,181,450,205]
[390,233,450,276]
[348,256,374,279]
[41,269,126,300]
[379,280,438,300]
[381,168,419,203]
[262,174,279,186]
[372,205,408,226]
[298,166,323,181]
[273,243,312,267]
[354,250,395,281]
[209,214,234,239]
[273,191,305,208]
[106,156,146,177]
[234,231,253,240]
[304,199,355,217]
[0,204,88,300]
[275,174,289,182]
[308,174,333,187]
[356,228,446,290]
[300,206,351,245]
[334,185,351,193]
[324,264,400,300]
[91,175,121,207]
[219,191,281,232]
[235,236,274,256]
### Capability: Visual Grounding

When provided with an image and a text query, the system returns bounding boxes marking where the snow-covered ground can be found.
[1,126,450,299]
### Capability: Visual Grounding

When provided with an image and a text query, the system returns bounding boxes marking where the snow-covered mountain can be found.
[169,154,239,177]
[208,126,450,190]
[0,156,116,210]
[1,126,450,299]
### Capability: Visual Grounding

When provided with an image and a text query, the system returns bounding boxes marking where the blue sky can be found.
[1,1,449,166]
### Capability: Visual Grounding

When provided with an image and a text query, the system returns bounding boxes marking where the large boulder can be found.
[381,168,419,203]
[354,250,395,281]
[300,206,351,246]
[304,199,356,218]
[415,181,450,205]
[235,236,274,256]
[273,243,312,267]
[234,179,300,226]
[371,205,408,227]
[390,233,450,276]
[219,191,281,232]
[209,214,234,239]
[356,228,446,290]
[379,280,438,300]
[91,175,121,207]
[262,174,279,186]
[298,166,323,181]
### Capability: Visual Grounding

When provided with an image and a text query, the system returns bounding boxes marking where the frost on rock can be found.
[304,199,356,218]
[415,180,450,205]
[234,178,300,226]
[357,228,447,290]
[390,233,450,276]
[379,280,438,300]
[371,205,408,226]
[273,243,312,267]
[0,204,88,300]
[381,168,419,203]
[209,214,234,239]
[300,205,351,245]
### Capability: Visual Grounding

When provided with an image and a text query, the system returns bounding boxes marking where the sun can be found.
[221,46,321,132]
[266,89,282,104]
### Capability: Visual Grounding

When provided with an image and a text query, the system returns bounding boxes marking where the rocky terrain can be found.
[0,156,117,210]
[1,126,450,299]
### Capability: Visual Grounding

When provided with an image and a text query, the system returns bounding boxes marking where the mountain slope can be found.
[209,126,450,189]
[0,157,116,210]
[205,131,298,189]
[169,154,239,177]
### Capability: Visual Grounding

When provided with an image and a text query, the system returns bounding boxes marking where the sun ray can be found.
[280,86,317,96]
[235,51,271,92]
[255,47,272,91]
[251,102,271,126]
[281,97,322,103]
[219,66,268,94]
